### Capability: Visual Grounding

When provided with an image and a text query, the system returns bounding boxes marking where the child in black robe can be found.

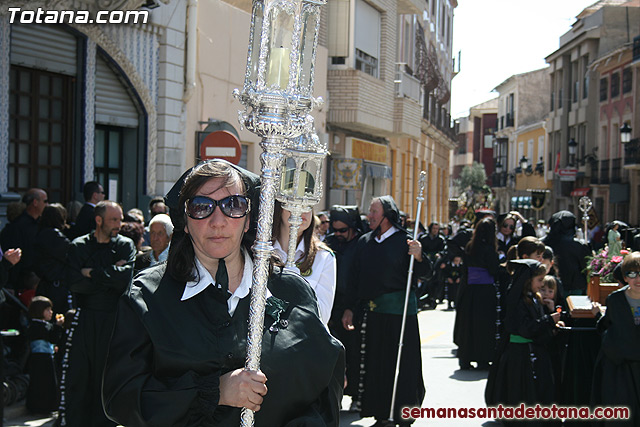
[485,260,562,424]
[25,296,64,414]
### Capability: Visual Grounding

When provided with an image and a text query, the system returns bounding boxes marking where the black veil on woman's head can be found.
[164,159,261,282]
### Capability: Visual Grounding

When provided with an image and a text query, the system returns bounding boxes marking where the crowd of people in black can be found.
[1,168,640,426]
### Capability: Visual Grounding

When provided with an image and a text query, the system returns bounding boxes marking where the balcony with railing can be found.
[624,139,640,167]
[590,161,599,185]
[421,93,456,140]
[492,172,507,188]
[599,159,610,184]
[505,113,514,128]
[394,63,422,103]
[393,63,422,138]
[327,68,395,136]
[611,158,622,183]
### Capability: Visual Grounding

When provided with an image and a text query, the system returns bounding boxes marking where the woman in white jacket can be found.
[272,201,336,325]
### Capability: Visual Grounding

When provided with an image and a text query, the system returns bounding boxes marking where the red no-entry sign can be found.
[199,130,242,165]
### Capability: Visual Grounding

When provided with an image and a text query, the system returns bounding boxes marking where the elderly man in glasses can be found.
[135,213,174,274]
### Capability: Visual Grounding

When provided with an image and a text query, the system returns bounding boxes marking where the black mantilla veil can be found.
[376,195,407,235]
[164,159,262,283]
[506,259,544,314]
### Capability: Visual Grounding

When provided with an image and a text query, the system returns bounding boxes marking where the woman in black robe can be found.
[454,217,500,370]
[591,251,640,426]
[34,204,73,316]
[102,160,344,427]
[485,260,561,425]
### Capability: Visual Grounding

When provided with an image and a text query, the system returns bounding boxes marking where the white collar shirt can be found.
[375,225,399,243]
[181,249,268,316]
[149,245,170,267]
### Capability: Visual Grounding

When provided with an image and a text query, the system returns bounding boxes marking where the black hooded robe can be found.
[102,264,344,427]
[590,287,640,426]
[347,229,427,424]
[485,260,557,426]
[542,211,590,295]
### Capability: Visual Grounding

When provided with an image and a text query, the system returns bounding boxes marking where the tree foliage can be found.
[456,162,488,193]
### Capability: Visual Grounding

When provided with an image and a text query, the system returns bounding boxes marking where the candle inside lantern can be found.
[266,47,291,88]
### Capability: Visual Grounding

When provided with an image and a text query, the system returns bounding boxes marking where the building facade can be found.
[1,0,187,219]
[490,68,550,217]
[545,1,639,223]
[325,0,457,223]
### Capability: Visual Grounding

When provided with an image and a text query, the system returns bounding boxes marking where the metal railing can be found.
[611,158,622,183]
[394,63,422,104]
[624,139,640,166]
[599,159,610,184]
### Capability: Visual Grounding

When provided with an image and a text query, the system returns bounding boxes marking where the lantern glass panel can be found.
[280,157,298,195]
[266,9,295,89]
[281,169,315,198]
[248,1,264,87]
[301,160,318,195]
[298,7,318,92]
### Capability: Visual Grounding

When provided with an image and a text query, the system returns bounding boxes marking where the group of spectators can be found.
[0,182,174,426]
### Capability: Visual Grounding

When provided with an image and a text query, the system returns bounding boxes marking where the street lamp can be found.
[568,138,578,166]
[620,123,632,144]
[495,160,503,174]
[519,155,529,171]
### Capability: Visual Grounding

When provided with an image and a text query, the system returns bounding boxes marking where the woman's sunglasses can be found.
[185,195,250,219]
[502,224,515,230]
[624,271,639,279]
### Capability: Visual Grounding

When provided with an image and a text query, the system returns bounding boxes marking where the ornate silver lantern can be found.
[233,0,325,425]
[278,120,328,268]
[579,196,592,244]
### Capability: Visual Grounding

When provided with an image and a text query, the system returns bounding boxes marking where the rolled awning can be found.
[570,187,591,197]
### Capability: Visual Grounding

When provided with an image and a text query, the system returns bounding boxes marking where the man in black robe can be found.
[60,200,135,426]
[325,205,363,408]
[342,196,427,426]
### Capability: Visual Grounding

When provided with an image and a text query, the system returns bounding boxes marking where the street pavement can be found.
[4,305,500,427]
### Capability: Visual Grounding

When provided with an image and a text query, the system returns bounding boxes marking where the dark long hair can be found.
[39,203,68,231]
[466,217,497,256]
[167,162,248,283]
[272,201,329,274]
[523,264,547,304]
